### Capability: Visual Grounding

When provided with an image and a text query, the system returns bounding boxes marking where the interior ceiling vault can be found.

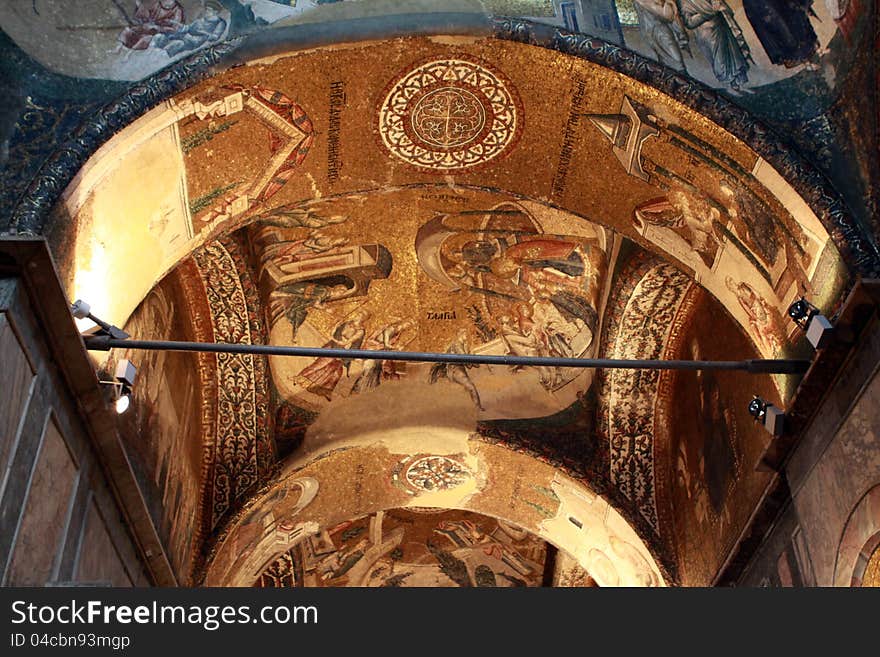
[31,25,866,587]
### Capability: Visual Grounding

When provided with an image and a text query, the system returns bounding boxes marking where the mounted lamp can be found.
[787,296,833,350]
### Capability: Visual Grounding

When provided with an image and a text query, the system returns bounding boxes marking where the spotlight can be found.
[787,296,833,349]
[70,299,130,341]
[747,396,767,422]
[748,396,784,437]
[99,360,137,415]
[115,393,131,415]
[787,297,815,328]
[98,380,132,414]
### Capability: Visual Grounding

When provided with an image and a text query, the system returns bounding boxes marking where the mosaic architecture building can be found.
[0,1,878,588]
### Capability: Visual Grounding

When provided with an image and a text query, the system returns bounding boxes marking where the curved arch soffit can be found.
[833,483,880,586]
[201,441,667,588]
[11,17,876,277]
[42,31,860,386]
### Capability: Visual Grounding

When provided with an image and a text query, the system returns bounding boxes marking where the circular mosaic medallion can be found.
[377,58,521,171]
[405,456,471,491]
[389,455,471,494]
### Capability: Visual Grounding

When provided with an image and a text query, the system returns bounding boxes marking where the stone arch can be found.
[202,440,667,587]
[833,483,880,586]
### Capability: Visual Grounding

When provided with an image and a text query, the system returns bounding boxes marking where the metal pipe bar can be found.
[82,336,811,374]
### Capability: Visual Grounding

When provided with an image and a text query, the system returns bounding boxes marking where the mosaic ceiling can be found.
[7,5,873,587]
[254,509,560,588]
[51,38,848,355]
[2,2,876,246]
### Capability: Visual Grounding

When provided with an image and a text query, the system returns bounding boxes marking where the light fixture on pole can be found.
[98,359,137,415]
[787,296,833,350]
[747,395,784,437]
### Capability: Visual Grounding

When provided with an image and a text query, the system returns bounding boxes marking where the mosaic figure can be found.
[295,309,369,400]
[676,0,752,90]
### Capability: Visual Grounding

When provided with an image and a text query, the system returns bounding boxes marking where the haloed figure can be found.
[725,277,785,355]
[634,0,690,72]
[676,0,752,90]
[429,328,484,411]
